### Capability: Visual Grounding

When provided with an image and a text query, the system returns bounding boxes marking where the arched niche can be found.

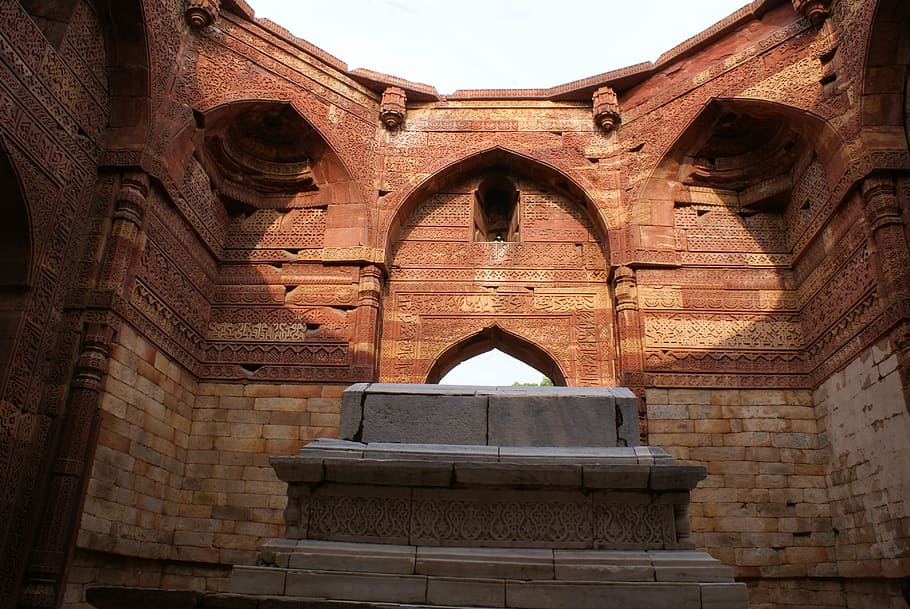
[861,0,910,144]
[426,325,567,385]
[384,147,611,263]
[380,148,616,387]
[0,144,32,385]
[628,98,850,385]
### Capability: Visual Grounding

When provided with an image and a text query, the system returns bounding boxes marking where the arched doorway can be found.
[427,325,567,385]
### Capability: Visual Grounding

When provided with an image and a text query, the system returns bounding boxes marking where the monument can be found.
[230,384,748,608]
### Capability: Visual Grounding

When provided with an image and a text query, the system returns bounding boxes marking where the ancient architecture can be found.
[0,0,908,607]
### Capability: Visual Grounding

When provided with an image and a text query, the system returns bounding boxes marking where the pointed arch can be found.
[383,146,612,260]
[426,325,567,386]
[0,139,33,390]
[630,97,850,236]
[860,0,910,149]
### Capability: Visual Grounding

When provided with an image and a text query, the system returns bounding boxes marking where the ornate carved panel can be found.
[383,170,615,385]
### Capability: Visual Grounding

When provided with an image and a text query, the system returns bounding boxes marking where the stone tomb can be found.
[231,384,748,608]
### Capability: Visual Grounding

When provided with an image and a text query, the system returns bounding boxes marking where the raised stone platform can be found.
[229,385,748,609]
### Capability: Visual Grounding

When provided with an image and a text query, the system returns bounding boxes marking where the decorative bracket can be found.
[185,0,221,29]
[791,0,831,24]
[380,87,407,130]
[593,86,621,132]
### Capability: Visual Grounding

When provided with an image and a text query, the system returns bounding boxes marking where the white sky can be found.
[246,0,750,384]
[248,0,751,94]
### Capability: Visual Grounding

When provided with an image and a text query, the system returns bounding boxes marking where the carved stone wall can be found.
[0,0,906,607]
[382,171,615,385]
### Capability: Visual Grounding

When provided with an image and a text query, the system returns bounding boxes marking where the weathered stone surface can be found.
[487,394,615,446]
[361,393,488,444]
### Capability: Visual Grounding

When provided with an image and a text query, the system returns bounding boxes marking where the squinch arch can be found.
[426,325,567,385]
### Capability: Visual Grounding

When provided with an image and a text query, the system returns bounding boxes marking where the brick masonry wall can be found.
[70,323,344,607]
[646,388,836,580]
[814,337,910,579]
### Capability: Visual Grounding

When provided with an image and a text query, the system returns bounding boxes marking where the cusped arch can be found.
[383,146,613,260]
[426,325,567,386]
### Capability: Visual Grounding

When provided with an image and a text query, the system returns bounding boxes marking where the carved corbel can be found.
[185,0,221,29]
[791,0,831,24]
[380,87,407,130]
[593,86,621,132]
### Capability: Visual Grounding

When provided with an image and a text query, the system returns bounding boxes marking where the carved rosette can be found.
[379,87,407,130]
[593,86,621,132]
[185,0,220,29]
[791,0,831,23]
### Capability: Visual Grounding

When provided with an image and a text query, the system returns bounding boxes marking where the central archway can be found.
[426,325,567,385]
[380,149,616,386]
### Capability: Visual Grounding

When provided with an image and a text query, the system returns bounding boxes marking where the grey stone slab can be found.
[362,394,488,444]
[230,566,286,596]
[649,551,734,582]
[454,462,582,487]
[296,439,365,460]
[649,465,707,491]
[368,383,480,395]
[582,464,651,489]
[505,581,702,609]
[615,393,640,447]
[363,443,500,462]
[700,582,750,609]
[340,383,369,440]
[284,570,427,603]
[416,547,554,579]
[488,394,616,447]
[427,577,506,607]
[269,457,324,483]
[286,540,415,574]
[259,539,300,567]
[323,458,453,487]
[554,550,653,582]
[498,446,640,463]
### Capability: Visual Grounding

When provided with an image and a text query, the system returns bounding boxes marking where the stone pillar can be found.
[593,86,621,132]
[862,176,910,304]
[863,175,910,414]
[19,323,114,609]
[612,266,646,437]
[185,0,220,28]
[791,0,831,24]
[97,172,149,298]
[352,265,383,378]
[379,87,407,130]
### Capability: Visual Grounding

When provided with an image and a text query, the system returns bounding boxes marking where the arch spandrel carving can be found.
[381,156,617,387]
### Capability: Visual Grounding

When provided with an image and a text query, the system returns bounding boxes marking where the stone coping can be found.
[271,439,705,492]
[340,384,640,448]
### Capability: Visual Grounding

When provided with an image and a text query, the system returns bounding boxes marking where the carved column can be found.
[791,0,831,24]
[613,266,647,436]
[97,172,149,299]
[593,86,621,132]
[380,87,407,130]
[352,265,383,379]
[185,0,220,28]
[20,323,114,609]
[862,176,910,304]
[862,176,910,415]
